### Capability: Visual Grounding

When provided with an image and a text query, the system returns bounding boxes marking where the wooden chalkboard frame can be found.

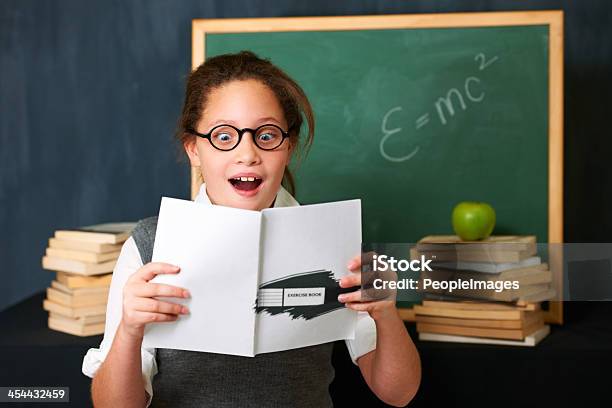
[190,11,564,324]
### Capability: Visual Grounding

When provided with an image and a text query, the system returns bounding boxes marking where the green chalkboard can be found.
[206,26,550,244]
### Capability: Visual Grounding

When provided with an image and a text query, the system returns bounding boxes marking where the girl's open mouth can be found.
[228,176,263,196]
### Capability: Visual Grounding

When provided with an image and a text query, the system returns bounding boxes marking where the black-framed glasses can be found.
[186,123,290,151]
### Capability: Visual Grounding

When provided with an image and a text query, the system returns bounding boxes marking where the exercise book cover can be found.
[142,196,361,356]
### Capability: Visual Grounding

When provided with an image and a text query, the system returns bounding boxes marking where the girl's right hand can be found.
[120,262,191,340]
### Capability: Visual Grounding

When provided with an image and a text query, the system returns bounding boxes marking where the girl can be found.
[83,51,421,407]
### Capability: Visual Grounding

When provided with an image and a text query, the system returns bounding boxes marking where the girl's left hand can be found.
[337,253,398,322]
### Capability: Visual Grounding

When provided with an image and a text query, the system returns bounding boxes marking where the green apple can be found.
[452,202,496,241]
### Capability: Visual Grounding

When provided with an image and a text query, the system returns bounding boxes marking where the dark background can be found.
[1,2,611,407]
[1,1,610,313]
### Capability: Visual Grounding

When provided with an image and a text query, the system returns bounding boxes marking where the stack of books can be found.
[41,222,135,336]
[414,300,550,346]
[412,235,555,346]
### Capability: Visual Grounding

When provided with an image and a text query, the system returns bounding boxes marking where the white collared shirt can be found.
[82,183,377,406]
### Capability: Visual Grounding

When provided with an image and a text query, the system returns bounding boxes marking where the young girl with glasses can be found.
[83,51,421,407]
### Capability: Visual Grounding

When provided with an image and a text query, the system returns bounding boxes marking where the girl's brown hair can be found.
[176,50,315,196]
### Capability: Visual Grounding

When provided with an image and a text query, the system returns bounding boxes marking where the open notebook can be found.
[142,196,361,356]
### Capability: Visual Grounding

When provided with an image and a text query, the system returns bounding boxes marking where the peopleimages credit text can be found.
[371,254,520,293]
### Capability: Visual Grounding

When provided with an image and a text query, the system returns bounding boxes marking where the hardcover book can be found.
[54,222,136,244]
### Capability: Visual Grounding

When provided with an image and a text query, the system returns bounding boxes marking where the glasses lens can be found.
[210,126,239,150]
[255,125,284,150]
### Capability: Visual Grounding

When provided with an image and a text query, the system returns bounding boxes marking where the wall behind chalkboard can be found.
[1,0,611,313]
